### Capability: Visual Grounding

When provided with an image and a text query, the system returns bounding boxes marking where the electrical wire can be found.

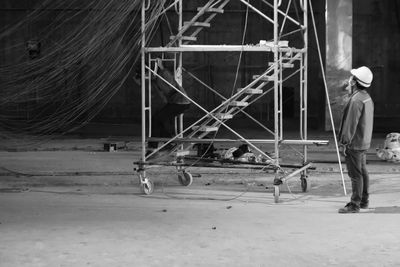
[160,173,251,201]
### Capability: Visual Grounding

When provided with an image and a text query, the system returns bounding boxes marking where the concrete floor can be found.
[1,136,400,266]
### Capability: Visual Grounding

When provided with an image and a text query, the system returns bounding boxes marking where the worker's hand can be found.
[339,144,347,157]
[155,58,164,70]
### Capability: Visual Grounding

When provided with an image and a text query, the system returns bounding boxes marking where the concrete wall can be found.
[325,0,352,131]
[353,0,400,132]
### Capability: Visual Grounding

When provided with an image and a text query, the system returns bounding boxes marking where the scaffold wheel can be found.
[141,179,154,195]
[178,171,193,186]
[301,177,307,192]
[273,185,280,203]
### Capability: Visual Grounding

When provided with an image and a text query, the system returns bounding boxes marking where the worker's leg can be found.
[149,103,190,150]
[158,104,179,138]
[360,151,369,207]
[345,149,364,207]
[148,104,172,149]
[159,103,190,136]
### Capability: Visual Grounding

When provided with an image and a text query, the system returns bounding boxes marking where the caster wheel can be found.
[141,179,154,195]
[273,185,280,203]
[178,171,193,186]
[301,177,307,192]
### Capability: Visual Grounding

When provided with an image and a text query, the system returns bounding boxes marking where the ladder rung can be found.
[238,88,263,95]
[278,40,289,47]
[169,35,197,41]
[197,7,224,13]
[215,113,233,120]
[282,63,294,68]
[268,62,294,68]
[192,126,219,132]
[229,101,249,107]
[184,21,211,28]
[253,75,275,82]
[176,150,191,157]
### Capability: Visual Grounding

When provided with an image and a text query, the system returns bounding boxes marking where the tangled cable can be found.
[0,0,166,144]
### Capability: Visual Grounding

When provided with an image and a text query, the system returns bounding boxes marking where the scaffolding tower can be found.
[135,0,329,202]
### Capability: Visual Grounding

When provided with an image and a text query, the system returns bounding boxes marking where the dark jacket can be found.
[155,68,190,105]
[338,89,374,150]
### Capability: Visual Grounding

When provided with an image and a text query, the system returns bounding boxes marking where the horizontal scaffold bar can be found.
[147,137,329,146]
[134,160,316,170]
[145,45,306,53]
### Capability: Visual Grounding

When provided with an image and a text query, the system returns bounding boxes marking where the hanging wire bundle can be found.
[0,0,165,142]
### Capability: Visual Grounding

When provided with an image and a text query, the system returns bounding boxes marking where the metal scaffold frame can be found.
[135,0,329,202]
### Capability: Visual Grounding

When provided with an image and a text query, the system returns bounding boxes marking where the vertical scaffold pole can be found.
[178,0,184,137]
[303,0,308,165]
[141,0,146,161]
[273,0,280,163]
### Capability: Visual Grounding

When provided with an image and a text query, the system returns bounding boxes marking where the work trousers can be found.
[148,103,190,149]
[345,149,369,207]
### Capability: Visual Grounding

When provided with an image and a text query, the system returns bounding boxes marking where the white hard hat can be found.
[350,66,373,88]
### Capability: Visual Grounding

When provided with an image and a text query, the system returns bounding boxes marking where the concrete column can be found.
[325,0,352,131]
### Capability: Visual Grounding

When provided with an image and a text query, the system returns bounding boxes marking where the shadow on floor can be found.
[361,206,400,214]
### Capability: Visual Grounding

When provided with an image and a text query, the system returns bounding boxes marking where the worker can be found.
[145,58,190,157]
[338,66,374,213]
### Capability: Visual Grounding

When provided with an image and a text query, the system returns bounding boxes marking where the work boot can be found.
[338,202,360,213]
[360,202,369,209]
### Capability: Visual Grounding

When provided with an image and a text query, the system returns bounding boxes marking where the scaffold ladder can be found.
[168,0,231,47]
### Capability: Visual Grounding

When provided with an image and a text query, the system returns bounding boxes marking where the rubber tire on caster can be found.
[273,185,280,203]
[178,172,193,186]
[301,177,307,192]
[141,179,154,195]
